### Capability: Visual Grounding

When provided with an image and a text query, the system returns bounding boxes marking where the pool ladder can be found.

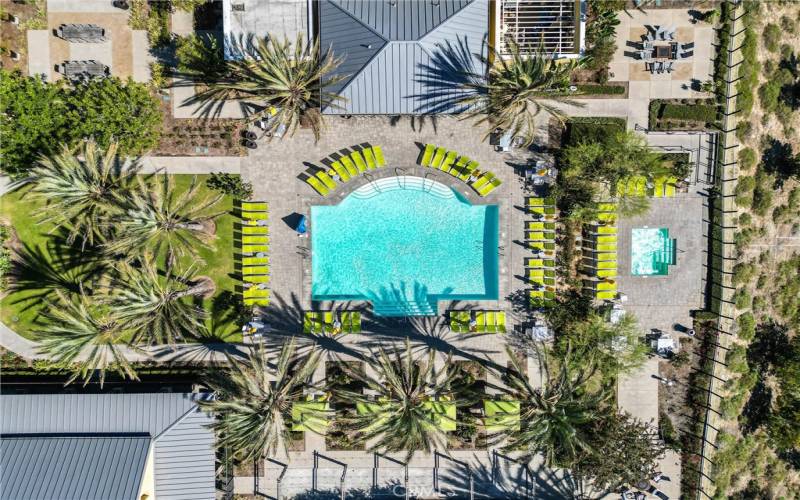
[363,172,382,195]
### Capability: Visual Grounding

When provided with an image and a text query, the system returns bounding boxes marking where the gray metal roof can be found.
[0,393,216,500]
[1,435,150,500]
[320,0,489,114]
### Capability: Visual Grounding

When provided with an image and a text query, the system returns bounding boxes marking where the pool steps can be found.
[349,176,455,201]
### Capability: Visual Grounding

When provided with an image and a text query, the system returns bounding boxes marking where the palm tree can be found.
[338,341,461,460]
[201,341,322,461]
[107,256,210,345]
[35,291,139,387]
[498,345,609,467]
[18,140,140,248]
[106,175,223,266]
[457,41,584,146]
[189,34,345,141]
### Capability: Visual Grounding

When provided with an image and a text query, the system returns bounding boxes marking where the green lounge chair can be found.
[527,197,545,206]
[596,291,616,300]
[615,178,626,197]
[306,176,330,196]
[352,151,369,171]
[242,202,268,212]
[242,211,269,221]
[291,400,330,433]
[471,173,491,190]
[544,206,556,215]
[458,160,478,181]
[526,231,547,241]
[373,145,386,167]
[331,161,351,181]
[475,311,486,333]
[342,155,362,174]
[652,176,666,197]
[544,197,556,206]
[363,147,377,169]
[665,176,678,197]
[243,265,269,275]
[244,275,270,284]
[527,269,545,279]
[338,158,358,177]
[478,178,502,197]
[635,177,647,196]
[242,244,268,254]
[242,256,269,266]
[449,311,464,332]
[351,312,362,333]
[626,177,637,196]
[242,235,269,245]
[449,157,466,177]
[317,171,337,190]
[598,212,617,222]
[485,312,497,333]
[431,147,446,168]
[242,226,268,235]
[597,260,617,269]
[530,289,544,300]
[422,400,457,432]
[440,151,457,173]
[496,312,507,333]
[244,298,269,306]
[484,400,520,432]
[597,202,616,212]
[529,206,545,217]
[243,287,270,298]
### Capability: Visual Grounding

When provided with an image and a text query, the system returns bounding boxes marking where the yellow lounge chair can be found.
[242,202,268,212]
[440,151,457,173]
[242,235,269,245]
[420,144,435,166]
[244,275,270,284]
[244,298,270,306]
[242,256,269,266]
[597,269,617,278]
[665,176,678,197]
[243,265,269,275]
[242,226,268,235]
[596,226,617,235]
[596,281,617,291]
[431,147,446,168]
[653,176,666,197]
[457,160,478,181]
[331,162,351,181]
[478,178,502,196]
[342,155,361,174]
[363,147,377,169]
[595,252,616,261]
[306,176,330,196]
[338,158,358,177]
[597,261,617,269]
[242,244,268,254]
[242,211,269,221]
[526,258,544,268]
[598,212,617,222]
[317,171,337,190]
[596,291,616,300]
[597,235,617,244]
[373,145,386,167]
[596,243,617,252]
[351,151,369,171]
[527,269,545,278]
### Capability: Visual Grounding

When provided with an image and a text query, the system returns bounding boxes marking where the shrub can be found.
[739,212,752,226]
[575,84,626,95]
[788,187,800,209]
[175,34,226,79]
[780,15,797,34]
[206,173,253,200]
[0,225,10,290]
[149,61,168,90]
[146,4,171,49]
[737,312,756,341]
[739,147,756,170]
[763,24,781,53]
[751,183,774,216]
[732,261,756,286]
[171,0,207,12]
[725,345,749,373]
[733,288,752,310]
[564,117,626,145]
[660,103,718,123]
[735,175,755,207]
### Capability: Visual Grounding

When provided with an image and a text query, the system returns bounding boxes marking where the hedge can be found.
[660,103,719,122]
[575,84,626,95]
[564,117,627,145]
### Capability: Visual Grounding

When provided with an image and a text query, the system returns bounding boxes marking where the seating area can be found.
[526,197,558,307]
[291,394,330,433]
[305,145,386,196]
[483,400,521,433]
[582,202,618,301]
[357,397,456,432]
[238,201,270,307]
[616,175,679,198]
[303,311,362,335]
[448,310,507,333]
[418,144,502,197]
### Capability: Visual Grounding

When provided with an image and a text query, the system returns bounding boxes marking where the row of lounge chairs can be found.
[584,202,618,301]
[449,310,507,333]
[303,311,362,335]
[306,145,386,196]
[239,201,270,307]
[292,396,521,434]
[616,175,678,198]
[418,144,502,197]
[526,197,558,308]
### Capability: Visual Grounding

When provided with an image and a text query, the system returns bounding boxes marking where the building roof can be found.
[320,0,489,114]
[0,393,216,500]
[1,435,150,500]
[222,0,308,59]
[499,0,582,56]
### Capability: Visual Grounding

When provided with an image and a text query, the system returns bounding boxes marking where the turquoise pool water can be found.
[631,227,674,276]
[311,176,499,316]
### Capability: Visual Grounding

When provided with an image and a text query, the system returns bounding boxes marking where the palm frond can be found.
[201,340,322,461]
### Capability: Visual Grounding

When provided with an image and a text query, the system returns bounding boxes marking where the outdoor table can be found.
[62,60,108,79]
[58,24,105,42]
[654,45,672,59]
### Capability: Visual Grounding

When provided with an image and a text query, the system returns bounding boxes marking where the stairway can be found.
[371,299,437,317]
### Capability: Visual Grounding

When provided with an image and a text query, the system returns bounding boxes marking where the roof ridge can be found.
[326,0,389,43]
[153,395,209,442]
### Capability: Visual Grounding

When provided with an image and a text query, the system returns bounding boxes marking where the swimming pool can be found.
[631,227,675,276]
[311,176,499,316]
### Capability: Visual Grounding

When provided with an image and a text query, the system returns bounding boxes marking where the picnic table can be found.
[60,60,109,80]
[57,24,106,42]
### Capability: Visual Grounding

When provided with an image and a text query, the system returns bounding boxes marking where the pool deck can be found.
[242,116,532,335]
[616,191,707,335]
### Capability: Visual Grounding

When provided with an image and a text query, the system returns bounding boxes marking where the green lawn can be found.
[0,174,241,343]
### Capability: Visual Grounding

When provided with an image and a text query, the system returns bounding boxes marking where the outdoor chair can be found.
[363,147,377,169]
[420,144,435,166]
